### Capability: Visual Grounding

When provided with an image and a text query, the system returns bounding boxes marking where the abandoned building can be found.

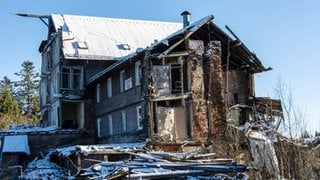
[39,13,182,131]
[39,12,282,145]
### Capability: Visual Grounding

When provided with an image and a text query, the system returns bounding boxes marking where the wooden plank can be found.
[127,170,206,179]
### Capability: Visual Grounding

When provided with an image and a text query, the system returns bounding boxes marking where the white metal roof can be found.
[2,135,30,155]
[51,14,183,60]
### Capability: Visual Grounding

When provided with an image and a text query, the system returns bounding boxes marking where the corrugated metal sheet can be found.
[2,135,30,155]
[51,14,182,60]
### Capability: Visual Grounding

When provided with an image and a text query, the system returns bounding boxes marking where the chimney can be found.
[181,11,191,28]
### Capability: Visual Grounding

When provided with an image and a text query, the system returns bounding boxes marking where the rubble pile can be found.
[21,143,248,179]
[75,150,248,179]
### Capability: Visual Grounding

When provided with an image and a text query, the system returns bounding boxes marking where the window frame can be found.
[136,106,143,130]
[135,61,142,86]
[108,114,113,135]
[61,66,83,90]
[96,83,101,103]
[107,77,112,98]
[121,110,127,132]
[97,118,101,137]
[120,70,125,92]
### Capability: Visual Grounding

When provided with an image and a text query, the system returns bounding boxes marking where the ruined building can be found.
[39,12,282,145]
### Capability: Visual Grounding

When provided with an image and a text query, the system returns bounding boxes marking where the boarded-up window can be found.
[97,118,101,137]
[96,83,101,103]
[135,61,141,86]
[121,110,127,132]
[108,114,113,135]
[107,77,112,98]
[120,70,125,92]
[152,65,170,97]
[136,106,142,130]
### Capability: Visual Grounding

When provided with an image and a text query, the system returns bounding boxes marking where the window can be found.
[108,114,113,135]
[73,68,81,89]
[96,83,101,103]
[135,61,142,86]
[121,110,127,132]
[62,68,70,89]
[120,70,125,92]
[61,67,82,90]
[97,118,101,137]
[107,77,112,98]
[136,106,143,130]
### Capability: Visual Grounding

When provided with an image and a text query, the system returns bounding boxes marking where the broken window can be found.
[136,106,142,130]
[96,83,101,103]
[121,110,127,132]
[108,114,113,135]
[120,70,125,92]
[107,77,112,98]
[171,64,182,94]
[152,65,170,97]
[135,61,141,86]
[61,67,82,90]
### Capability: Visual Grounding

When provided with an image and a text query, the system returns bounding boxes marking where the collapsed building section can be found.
[87,15,281,148]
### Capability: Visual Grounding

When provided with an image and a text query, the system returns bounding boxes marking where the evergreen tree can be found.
[15,60,40,124]
[0,76,25,130]
[0,78,20,116]
[0,76,14,93]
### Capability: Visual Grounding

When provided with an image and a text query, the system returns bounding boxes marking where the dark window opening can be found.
[234,93,239,104]
[171,64,182,94]
[61,67,82,90]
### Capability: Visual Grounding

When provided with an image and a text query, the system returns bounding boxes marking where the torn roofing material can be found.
[87,14,267,85]
[2,135,30,155]
[49,14,182,60]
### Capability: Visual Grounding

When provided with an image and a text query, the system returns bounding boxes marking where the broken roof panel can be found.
[2,135,30,155]
[50,14,182,60]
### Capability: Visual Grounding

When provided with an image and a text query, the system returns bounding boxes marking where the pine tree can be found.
[0,76,24,129]
[0,76,14,93]
[0,77,20,116]
[15,60,40,124]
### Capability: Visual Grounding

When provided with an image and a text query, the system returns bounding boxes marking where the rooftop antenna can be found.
[11,12,50,27]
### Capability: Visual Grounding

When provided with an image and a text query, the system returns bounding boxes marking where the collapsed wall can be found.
[226,125,319,179]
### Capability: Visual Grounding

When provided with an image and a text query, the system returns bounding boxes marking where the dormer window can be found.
[118,44,131,50]
[77,41,88,49]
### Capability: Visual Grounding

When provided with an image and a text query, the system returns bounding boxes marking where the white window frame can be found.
[136,106,143,130]
[107,77,112,98]
[96,83,101,103]
[135,61,141,86]
[120,70,125,92]
[97,118,101,137]
[121,110,127,132]
[108,114,113,135]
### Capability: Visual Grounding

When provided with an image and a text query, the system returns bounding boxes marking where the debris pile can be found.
[22,155,68,179]
[21,143,248,179]
[75,150,248,179]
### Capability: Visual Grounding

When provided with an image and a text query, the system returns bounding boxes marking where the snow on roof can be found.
[2,135,30,155]
[6,125,59,133]
[51,14,182,60]
[87,15,214,85]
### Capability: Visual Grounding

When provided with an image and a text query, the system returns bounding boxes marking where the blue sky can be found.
[1,0,319,133]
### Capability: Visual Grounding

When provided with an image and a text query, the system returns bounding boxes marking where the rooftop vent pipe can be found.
[180,11,191,28]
